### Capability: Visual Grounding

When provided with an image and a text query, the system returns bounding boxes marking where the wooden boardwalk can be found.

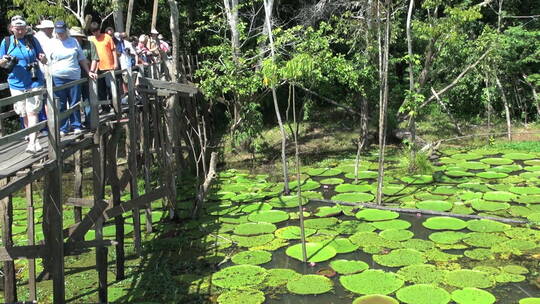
[0,65,198,303]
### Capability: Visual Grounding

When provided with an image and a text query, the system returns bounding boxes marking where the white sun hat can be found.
[36,20,54,29]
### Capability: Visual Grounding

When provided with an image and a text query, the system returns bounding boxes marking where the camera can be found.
[27,62,39,81]
[1,55,18,73]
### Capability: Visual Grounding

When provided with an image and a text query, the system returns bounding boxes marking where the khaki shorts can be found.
[10,87,44,117]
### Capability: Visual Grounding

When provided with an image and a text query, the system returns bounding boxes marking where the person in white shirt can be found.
[34,20,54,59]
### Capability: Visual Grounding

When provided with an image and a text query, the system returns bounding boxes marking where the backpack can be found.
[3,35,39,55]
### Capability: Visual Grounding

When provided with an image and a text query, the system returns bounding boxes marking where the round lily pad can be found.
[429,231,467,244]
[445,269,494,288]
[350,171,379,179]
[476,172,508,179]
[290,179,321,191]
[247,210,289,223]
[464,248,494,260]
[314,206,342,217]
[285,242,337,262]
[458,183,490,192]
[446,170,475,178]
[212,265,267,289]
[516,195,540,204]
[480,158,513,165]
[330,259,369,274]
[241,202,273,213]
[335,184,373,193]
[491,164,523,173]
[340,269,404,295]
[431,186,459,195]
[356,209,399,221]
[373,248,426,267]
[371,219,411,230]
[332,192,375,203]
[451,288,496,304]
[320,177,344,185]
[306,168,341,177]
[401,239,435,252]
[268,195,308,208]
[324,238,360,253]
[379,229,414,241]
[464,232,509,248]
[502,265,528,275]
[265,268,301,287]
[466,219,509,233]
[457,162,490,170]
[338,221,376,234]
[379,185,415,196]
[304,217,339,229]
[483,191,517,202]
[275,226,316,240]
[471,199,510,212]
[353,295,399,304]
[510,186,540,195]
[286,274,333,295]
[503,152,535,160]
[234,222,277,236]
[231,250,272,265]
[231,234,275,247]
[527,212,540,223]
[416,200,453,212]
[422,217,468,230]
[396,284,450,304]
[520,298,540,304]
[401,175,433,184]
[425,248,462,262]
[217,289,265,304]
[495,272,526,283]
[396,264,447,284]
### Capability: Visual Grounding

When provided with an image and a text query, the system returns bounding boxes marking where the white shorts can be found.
[9,87,44,117]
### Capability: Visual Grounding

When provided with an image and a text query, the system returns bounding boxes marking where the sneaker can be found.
[73,128,83,135]
[25,143,35,153]
[34,141,42,152]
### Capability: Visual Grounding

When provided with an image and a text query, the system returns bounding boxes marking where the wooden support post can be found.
[43,67,65,304]
[126,69,142,254]
[107,126,125,280]
[140,92,153,232]
[108,71,121,119]
[73,150,83,225]
[89,77,99,130]
[26,182,37,301]
[92,122,108,303]
[0,177,17,302]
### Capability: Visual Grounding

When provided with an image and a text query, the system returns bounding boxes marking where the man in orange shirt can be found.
[88,22,117,113]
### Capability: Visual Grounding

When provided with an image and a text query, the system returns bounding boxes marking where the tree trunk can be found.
[495,75,512,141]
[151,0,159,31]
[168,0,180,82]
[223,0,241,64]
[354,95,369,183]
[376,0,391,205]
[264,0,289,194]
[113,0,125,32]
[405,0,417,168]
[125,0,135,36]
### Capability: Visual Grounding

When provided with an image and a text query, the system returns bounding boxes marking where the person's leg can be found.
[25,88,44,152]
[53,77,70,133]
[69,83,82,131]
[81,80,91,127]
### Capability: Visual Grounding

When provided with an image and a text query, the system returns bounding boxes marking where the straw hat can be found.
[69,26,86,37]
[36,20,54,29]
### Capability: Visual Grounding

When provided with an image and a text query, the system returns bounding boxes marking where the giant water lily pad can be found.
[349,171,379,179]
[265,268,301,287]
[464,248,494,260]
[471,199,510,212]
[480,158,513,165]
[491,164,523,173]
[466,219,509,233]
[476,172,508,179]
[304,217,339,229]
[314,206,342,217]
[452,153,483,160]
[396,284,450,304]
[340,269,404,295]
[527,212,540,224]
[379,229,414,241]
[401,175,433,184]
[429,231,467,244]
[290,179,320,191]
[306,168,341,177]
[373,248,426,267]
[231,250,272,265]
[352,295,399,304]
[503,152,535,160]
[519,298,540,304]
[431,186,459,195]
[231,234,275,247]
[482,191,517,202]
[416,200,453,212]
[285,242,337,262]
[324,238,360,253]
[517,195,540,204]
[378,185,415,196]
[275,226,316,240]
[445,269,494,288]
[401,239,435,252]
[268,195,308,209]
[356,209,399,221]
[424,248,461,262]
[234,222,277,236]
[372,219,411,230]
[217,289,265,304]
[212,265,267,289]
[510,186,540,195]
[332,192,375,203]
[463,232,509,248]
[396,264,447,285]
[494,272,526,283]
[349,231,401,249]
[241,202,273,213]
[286,274,333,295]
[457,162,490,170]
[247,210,289,223]
[338,221,376,234]
[422,217,468,230]
[320,178,345,185]
[330,259,369,274]
[502,265,529,275]
[335,184,373,193]
[446,170,475,178]
[458,183,490,192]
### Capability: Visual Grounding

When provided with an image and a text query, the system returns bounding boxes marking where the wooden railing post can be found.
[43,67,65,304]
[108,71,121,118]
[0,177,17,302]
[89,77,99,130]
[26,182,37,301]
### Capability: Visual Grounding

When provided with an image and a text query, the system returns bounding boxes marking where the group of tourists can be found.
[0,15,170,153]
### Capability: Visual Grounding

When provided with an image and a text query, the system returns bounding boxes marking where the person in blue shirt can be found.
[0,16,48,153]
[49,21,96,136]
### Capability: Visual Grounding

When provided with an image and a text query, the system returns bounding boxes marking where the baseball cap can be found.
[36,20,54,29]
[54,20,67,33]
[11,16,26,27]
